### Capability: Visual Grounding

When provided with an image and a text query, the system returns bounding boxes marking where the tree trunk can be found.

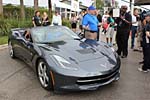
[20,0,25,20]
[48,0,52,18]
[34,0,38,11]
[0,0,3,18]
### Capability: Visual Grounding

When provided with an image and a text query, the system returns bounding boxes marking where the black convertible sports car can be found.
[8,26,121,92]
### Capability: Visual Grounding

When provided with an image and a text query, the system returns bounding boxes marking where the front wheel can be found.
[37,59,53,91]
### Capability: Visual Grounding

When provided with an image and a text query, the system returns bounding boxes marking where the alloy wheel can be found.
[8,41,14,58]
[38,61,49,88]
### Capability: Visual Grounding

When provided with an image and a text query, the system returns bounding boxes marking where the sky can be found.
[3,0,92,7]
[3,0,121,7]
[2,0,150,10]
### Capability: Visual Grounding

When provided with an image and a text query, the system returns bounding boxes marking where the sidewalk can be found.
[0,44,8,50]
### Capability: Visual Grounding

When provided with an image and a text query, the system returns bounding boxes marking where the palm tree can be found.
[20,0,25,20]
[48,0,52,18]
[0,0,3,18]
[34,0,38,11]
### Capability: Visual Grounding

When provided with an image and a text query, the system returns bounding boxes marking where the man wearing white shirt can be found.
[51,11,62,26]
[131,8,139,49]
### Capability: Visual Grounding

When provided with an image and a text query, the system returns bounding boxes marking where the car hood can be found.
[37,40,114,63]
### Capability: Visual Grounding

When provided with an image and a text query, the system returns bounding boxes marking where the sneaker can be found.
[138,67,149,73]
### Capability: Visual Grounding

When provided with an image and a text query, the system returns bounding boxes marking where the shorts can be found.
[106,27,114,38]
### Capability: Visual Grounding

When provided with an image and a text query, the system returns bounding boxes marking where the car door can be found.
[19,39,36,66]
[11,31,25,58]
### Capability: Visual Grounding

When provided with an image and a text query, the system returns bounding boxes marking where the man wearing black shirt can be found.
[32,11,42,27]
[138,12,150,72]
[115,5,132,58]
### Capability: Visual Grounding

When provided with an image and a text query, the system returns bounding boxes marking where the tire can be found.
[37,59,53,91]
[8,41,15,58]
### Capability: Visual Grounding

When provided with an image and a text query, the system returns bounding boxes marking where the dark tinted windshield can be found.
[31,26,79,43]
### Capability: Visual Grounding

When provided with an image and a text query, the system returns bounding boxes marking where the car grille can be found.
[76,67,119,85]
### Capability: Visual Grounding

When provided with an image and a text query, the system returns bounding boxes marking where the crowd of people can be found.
[32,11,62,27]
[79,5,150,73]
[31,5,150,73]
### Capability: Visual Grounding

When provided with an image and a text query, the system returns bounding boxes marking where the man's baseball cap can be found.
[88,6,96,10]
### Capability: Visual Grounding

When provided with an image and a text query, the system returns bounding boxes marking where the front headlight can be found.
[53,55,78,71]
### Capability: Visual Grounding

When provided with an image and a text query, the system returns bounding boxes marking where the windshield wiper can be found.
[36,42,53,44]
[74,38,81,40]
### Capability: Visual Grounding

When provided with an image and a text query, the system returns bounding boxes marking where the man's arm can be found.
[146,31,150,37]
[32,17,36,27]
[122,13,132,24]
[145,24,150,37]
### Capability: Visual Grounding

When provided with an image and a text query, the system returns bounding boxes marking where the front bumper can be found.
[53,69,120,92]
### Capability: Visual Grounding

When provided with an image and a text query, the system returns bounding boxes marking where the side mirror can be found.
[13,31,20,37]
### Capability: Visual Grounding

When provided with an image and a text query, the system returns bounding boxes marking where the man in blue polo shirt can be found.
[82,6,100,40]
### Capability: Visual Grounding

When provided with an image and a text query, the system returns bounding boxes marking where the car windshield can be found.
[31,26,79,43]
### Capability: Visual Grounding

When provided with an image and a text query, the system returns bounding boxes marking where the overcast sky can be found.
[2,0,127,7]
[3,0,92,7]
[2,0,150,10]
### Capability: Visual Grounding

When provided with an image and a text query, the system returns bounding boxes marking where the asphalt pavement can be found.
[0,38,150,100]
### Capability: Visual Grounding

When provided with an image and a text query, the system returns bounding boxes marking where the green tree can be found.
[34,0,38,11]
[48,0,52,18]
[20,0,25,20]
[0,0,3,18]
[96,0,104,10]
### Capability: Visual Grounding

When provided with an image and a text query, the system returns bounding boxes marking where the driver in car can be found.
[24,29,31,41]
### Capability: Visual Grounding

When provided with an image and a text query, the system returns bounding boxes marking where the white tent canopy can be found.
[54,2,71,9]
[53,0,81,12]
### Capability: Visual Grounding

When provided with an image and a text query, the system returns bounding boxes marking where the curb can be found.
[0,44,8,50]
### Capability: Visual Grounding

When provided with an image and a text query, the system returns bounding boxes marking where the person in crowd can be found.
[131,8,139,49]
[138,12,150,72]
[134,16,143,52]
[32,11,42,27]
[115,5,132,58]
[102,11,109,34]
[42,12,50,26]
[70,14,78,32]
[138,11,148,65]
[102,11,109,24]
[106,10,115,47]
[82,5,101,40]
[24,29,31,41]
[78,11,85,38]
[97,13,102,23]
[96,10,102,41]
[51,11,62,26]
[78,11,84,32]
